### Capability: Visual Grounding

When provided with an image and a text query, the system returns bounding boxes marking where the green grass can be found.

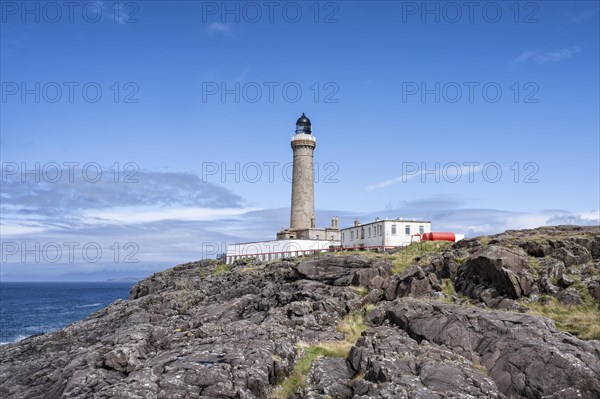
[390,241,452,274]
[336,311,368,343]
[363,303,376,313]
[528,256,541,276]
[434,279,458,304]
[323,249,394,260]
[271,312,367,398]
[212,263,231,276]
[523,294,600,340]
[441,279,456,296]
[270,343,349,399]
[478,236,491,245]
[349,285,369,297]
[240,264,266,273]
[472,360,489,376]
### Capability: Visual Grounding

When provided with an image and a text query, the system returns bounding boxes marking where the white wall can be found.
[226,239,339,264]
[341,221,431,248]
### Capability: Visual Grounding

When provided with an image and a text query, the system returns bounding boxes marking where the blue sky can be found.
[1,1,599,281]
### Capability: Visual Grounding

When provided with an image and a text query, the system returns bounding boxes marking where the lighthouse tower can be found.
[275,113,340,241]
[290,113,316,231]
[226,114,341,264]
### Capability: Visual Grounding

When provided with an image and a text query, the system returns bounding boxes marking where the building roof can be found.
[296,113,311,126]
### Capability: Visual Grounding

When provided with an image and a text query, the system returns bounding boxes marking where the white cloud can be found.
[0,222,48,236]
[206,22,232,35]
[81,206,260,224]
[511,47,581,65]
[366,165,483,190]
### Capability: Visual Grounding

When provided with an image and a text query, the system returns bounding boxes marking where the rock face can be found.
[455,245,534,299]
[1,225,599,399]
[381,299,600,399]
[347,325,505,398]
[384,265,441,300]
[450,226,600,310]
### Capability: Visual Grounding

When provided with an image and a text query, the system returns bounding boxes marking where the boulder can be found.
[556,287,583,305]
[557,274,574,288]
[384,265,441,300]
[306,357,353,398]
[587,279,600,301]
[538,257,566,278]
[455,245,534,300]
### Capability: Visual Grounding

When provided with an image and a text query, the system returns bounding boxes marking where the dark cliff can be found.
[1,225,599,398]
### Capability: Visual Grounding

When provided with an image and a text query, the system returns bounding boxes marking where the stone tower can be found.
[290,113,316,231]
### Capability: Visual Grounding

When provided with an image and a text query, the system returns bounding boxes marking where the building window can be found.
[419,225,424,234]
[342,233,345,241]
[351,231,354,240]
[405,225,410,235]
[368,227,371,237]
[379,225,382,236]
[391,224,397,235]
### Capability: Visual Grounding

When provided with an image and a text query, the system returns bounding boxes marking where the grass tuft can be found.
[441,279,456,296]
[391,241,452,274]
[523,295,600,340]
[349,285,369,297]
[212,263,231,276]
[337,311,368,343]
[271,312,367,398]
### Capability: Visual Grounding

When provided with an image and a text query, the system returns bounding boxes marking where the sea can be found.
[0,282,133,345]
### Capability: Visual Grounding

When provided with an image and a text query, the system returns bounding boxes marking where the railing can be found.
[225,244,409,264]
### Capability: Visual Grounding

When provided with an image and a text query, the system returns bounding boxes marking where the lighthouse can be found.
[290,113,316,231]
[226,114,341,264]
[275,113,340,241]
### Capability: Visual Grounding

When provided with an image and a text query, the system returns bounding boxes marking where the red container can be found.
[421,232,456,242]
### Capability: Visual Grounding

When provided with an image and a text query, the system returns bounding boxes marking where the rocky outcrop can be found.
[1,225,599,399]
[293,255,391,289]
[455,245,535,300]
[448,226,600,309]
[518,237,593,266]
[0,258,366,399]
[347,325,505,398]
[380,299,600,399]
[383,265,441,300]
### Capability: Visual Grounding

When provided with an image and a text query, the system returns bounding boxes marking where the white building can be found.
[226,239,338,265]
[341,218,431,249]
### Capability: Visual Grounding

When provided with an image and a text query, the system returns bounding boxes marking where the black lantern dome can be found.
[295,113,312,134]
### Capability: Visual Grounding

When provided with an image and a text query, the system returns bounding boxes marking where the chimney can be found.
[354,218,360,227]
[331,216,339,229]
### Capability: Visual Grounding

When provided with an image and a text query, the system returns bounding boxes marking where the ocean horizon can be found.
[0,282,133,345]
